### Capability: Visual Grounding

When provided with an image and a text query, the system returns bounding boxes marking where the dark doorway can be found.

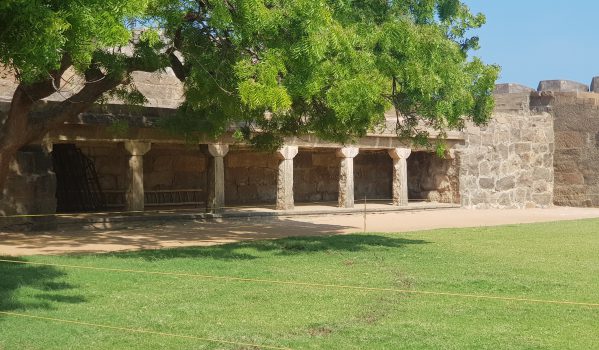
[52,144,107,213]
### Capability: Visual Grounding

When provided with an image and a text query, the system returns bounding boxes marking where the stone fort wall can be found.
[551,91,599,207]
[4,74,599,226]
[459,92,555,209]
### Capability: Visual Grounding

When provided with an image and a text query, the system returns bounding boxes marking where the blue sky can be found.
[463,1,599,89]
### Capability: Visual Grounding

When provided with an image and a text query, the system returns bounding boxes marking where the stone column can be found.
[388,148,411,206]
[124,141,151,212]
[336,147,359,208]
[207,144,229,212]
[276,146,299,210]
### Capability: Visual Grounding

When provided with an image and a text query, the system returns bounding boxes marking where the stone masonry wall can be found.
[225,150,278,204]
[354,151,392,201]
[0,146,57,230]
[459,93,554,208]
[79,143,207,207]
[294,150,339,203]
[551,92,599,206]
[408,151,460,204]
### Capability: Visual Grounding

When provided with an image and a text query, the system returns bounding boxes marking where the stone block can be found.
[591,77,599,93]
[531,193,553,206]
[494,83,534,94]
[172,172,202,189]
[496,176,516,191]
[533,167,553,182]
[152,155,174,171]
[497,192,512,206]
[144,171,173,190]
[555,131,586,149]
[533,180,549,193]
[537,80,589,93]
[312,153,336,167]
[517,172,534,187]
[556,172,585,185]
[479,177,495,189]
[174,155,206,172]
[514,143,532,155]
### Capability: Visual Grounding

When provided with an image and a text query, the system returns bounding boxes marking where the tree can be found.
[0,0,498,191]
[0,0,168,190]
[156,0,498,150]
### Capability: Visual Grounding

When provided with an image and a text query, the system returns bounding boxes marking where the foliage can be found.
[0,0,498,152]
[155,0,499,150]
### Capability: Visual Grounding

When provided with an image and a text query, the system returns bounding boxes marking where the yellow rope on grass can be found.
[1,259,598,308]
[0,311,292,350]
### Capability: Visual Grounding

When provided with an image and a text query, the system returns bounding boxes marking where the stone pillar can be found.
[124,141,151,212]
[388,148,411,206]
[276,146,299,210]
[207,144,229,212]
[336,147,359,208]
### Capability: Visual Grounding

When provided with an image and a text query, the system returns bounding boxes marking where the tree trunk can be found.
[0,88,36,192]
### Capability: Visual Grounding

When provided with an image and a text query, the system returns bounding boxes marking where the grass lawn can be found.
[1,219,599,349]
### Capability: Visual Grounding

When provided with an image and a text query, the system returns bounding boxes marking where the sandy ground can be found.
[1,206,599,256]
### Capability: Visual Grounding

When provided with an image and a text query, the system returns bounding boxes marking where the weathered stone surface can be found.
[479,178,495,189]
[460,108,554,209]
[207,144,229,212]
[494,83,534,94]
[496,176,516,191]
[408,151,460,204]
[0,146,57,230]
[389,148,410,206]
[552,92,599,207]
[123,141,152,211]
[276,146,298,210]
[354,151,392,201]
[591,77,599,93]
[537,80,589,93]
[337,147,359,208]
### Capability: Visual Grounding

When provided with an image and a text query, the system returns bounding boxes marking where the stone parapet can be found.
[591,77,599,93]
[537,80,589,93]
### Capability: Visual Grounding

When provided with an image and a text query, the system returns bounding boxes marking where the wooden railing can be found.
[103,189,205,208]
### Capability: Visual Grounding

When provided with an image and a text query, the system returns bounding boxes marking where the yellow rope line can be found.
[0,199,438,219]
[0,311,291,350]
[1,259,598,308]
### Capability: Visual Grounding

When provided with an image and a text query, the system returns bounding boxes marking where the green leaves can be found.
[0,0,499,151]
[0,0,151,82]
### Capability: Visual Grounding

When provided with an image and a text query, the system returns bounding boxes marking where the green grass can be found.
[1,219,599,349]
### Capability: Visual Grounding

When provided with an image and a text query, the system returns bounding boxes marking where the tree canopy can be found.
[0,0,498,187]
[155,0,499,149]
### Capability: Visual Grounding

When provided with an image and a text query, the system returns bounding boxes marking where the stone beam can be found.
[388,147,411,206]
[275,146,299,210]
[124,141,151,211]
[46,125,464,151]
[336,147,359,208]
[207,144,229,212]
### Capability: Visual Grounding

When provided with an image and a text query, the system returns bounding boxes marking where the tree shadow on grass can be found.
[104,234,429,261]
[0,258,86,314]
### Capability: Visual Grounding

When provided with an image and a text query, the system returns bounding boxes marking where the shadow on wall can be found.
[0,258,86,313]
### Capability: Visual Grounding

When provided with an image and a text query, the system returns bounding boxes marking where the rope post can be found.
[363,196,367,233]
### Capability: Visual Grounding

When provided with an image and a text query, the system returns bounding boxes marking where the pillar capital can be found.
[124,141,151,156]
[336,146,359,159]
[208,144,229,157]
[388,147,411,160]
[276,145,299,160]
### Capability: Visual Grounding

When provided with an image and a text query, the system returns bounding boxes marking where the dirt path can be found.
[1,207,599,256]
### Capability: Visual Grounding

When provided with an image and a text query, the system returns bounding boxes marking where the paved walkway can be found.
[1,207,599,256]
